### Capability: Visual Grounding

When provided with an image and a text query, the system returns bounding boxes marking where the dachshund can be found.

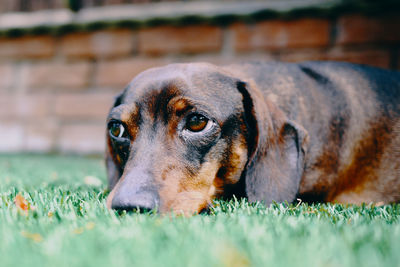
[105,61,400,214]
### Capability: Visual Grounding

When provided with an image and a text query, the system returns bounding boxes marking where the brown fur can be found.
[329,118,398,203]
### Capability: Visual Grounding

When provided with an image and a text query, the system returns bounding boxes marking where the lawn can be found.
[0,154,399,267]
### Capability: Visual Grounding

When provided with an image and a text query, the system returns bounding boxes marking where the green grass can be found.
[0,154,399,267]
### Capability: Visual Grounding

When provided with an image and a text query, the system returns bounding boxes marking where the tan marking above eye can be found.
[169,97,193,118]
[174,99,188,113]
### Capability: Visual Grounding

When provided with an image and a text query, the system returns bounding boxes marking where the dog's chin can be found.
[106,190,211,216]
[160,205,210,217]
[157,192,212,216]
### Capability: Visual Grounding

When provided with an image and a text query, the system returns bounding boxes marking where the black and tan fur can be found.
[106,61,400,214]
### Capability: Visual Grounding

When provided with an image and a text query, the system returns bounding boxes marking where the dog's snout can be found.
[109,167,160,213]
[111,191,158,213]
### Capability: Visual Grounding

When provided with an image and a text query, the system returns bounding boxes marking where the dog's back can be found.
[228,61,400,203]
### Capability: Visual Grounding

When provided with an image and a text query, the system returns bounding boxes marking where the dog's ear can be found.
[105,92,125,190]
[237,81,308,204]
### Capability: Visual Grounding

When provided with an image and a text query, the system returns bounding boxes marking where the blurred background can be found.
[0,0,399,154]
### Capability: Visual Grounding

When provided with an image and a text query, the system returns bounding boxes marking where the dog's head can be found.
[106,63,308,215]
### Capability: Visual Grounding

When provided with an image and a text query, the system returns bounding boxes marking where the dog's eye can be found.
[186,114,209,132]
[109,121,127,139]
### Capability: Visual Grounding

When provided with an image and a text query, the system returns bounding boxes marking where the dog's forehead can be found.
[117,63,242,118]
[126,64,241,100]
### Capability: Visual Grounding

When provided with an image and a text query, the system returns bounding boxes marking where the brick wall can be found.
[0,0,177,13]
[0,12,399,154]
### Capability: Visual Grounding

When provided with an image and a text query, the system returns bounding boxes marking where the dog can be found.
[105,61,400,214]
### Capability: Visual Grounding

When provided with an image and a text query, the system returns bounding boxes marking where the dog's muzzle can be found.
[111,168,160,212]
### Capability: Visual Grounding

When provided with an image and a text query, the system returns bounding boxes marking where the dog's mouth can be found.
[113,204,212,216]
[110,203,212,216]
[199,203,213,215]
[107,180,217,215]
[114,206,155,215]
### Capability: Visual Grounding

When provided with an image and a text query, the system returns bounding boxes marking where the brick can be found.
[24,120,57,152]
[0,36,55,59]
[232,19,331,51]
[28,62,91,89]
[54,92,115,120]
[0,64,14,90]
[60,29,135,59]
[0,122,24,152]
[0,93,52,119]
[0,94,16,118]
[95,58,170,87]
[326,49,390,69]
[57,123,106,153]
[18,94,51,118]
[337,15,400,45]
[138,25,222,55]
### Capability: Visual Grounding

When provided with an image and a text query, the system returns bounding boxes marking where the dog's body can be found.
[106,61,400,214]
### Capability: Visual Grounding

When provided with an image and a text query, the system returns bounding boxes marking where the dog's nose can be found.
[111,192,158,213]
[110,166,159,213]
